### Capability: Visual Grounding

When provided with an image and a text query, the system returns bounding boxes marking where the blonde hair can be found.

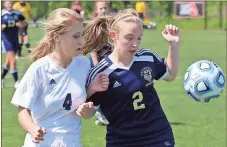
[30,8,83,61]
[82,8,141,55]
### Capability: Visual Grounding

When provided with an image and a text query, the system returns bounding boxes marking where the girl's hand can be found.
[76,102,96,119]
[90,72,109,92]
[29,126,46,143]
[162,24,180,43]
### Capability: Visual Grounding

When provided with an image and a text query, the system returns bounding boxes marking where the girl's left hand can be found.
[162,24,180,43]
[90,72,109,92]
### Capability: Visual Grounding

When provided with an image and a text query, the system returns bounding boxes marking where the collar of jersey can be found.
[46,55,73,72]
[104,55,136,70]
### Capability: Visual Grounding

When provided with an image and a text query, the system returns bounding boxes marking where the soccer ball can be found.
[184,60,226,102]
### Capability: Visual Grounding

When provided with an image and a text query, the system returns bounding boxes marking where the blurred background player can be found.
[72,0,85,17]
[85,0,113,126]
[93,0,112,17]
[13,1,33,58]
[1,1,26,88]
[135,0,147,20]
[135,0,156,29]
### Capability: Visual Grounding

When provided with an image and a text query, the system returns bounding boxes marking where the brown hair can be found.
[29,8,83,61]
[82,8,140,55]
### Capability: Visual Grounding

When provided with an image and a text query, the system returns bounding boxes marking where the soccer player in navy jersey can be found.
[84,8,180,147]
[1,1,27,88]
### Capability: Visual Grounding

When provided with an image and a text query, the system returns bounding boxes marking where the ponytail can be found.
[82,8,140,55]
[82,15,114,55]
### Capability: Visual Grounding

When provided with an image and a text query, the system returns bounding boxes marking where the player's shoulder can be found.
[12,9,22,15]
[135,48,163,62]
[72,55,90,69]
[73,55,89,63]
[86,58,109,84]
[136,48,154,56]
[28,56,50,73]
[89,58,109,74]
[1,9,9,16]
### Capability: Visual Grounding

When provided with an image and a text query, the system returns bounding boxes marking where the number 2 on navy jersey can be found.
[63,93,72,110]
[132,91,145,110]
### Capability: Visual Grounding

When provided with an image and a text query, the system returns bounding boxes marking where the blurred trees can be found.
[29,1,174,20]
[26,1,226,30]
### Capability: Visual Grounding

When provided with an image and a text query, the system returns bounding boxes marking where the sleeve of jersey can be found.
[152,53,168,80]
[19,13,25,21]
[11,66,41,110]
[86,92,105,107]
[1,16,7,25]
[85,67,105,106]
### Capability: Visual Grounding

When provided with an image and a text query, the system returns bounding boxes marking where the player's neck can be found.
[49,51,72,69]
[109,51,133,68]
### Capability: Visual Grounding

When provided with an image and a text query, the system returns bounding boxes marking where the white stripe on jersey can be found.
[137,48,164,63]
[137,48,151,55]
[87,60,108,86]
[137,51,152,55]
[135,55,154,62]
[102,64,118,75]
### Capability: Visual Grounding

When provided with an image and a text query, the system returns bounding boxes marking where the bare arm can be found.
[164,42,179,82]
[28,11,33,20]
[18,106,46,143]
[18,106,36,133]
[86,84,96,99]
[91,52,99,66]
[161,24,180,82]
[16,21,27,28]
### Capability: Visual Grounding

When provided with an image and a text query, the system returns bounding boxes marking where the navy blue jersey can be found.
[1,9,25,42]
[87,48,174,147]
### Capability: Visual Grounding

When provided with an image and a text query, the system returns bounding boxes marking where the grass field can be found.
[2,28,226,147]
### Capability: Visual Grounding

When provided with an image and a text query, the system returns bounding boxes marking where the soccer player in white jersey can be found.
[11,8,109,147]
[83,9,180,147]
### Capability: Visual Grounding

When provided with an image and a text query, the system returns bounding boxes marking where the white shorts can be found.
[22,132,82,147]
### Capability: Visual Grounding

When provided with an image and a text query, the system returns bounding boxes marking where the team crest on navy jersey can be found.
[141,67,153,86]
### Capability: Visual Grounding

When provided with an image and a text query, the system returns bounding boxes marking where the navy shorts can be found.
[107,140,175,147]
[1,36,20,53]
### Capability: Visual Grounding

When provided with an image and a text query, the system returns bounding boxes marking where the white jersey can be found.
[11,55,90,147]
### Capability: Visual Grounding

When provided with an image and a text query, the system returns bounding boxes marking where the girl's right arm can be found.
[11,63,45,143]
[91,51,99,66]
[18,106,46,143]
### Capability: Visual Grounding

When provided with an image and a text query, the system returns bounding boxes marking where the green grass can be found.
[2,28,226,147]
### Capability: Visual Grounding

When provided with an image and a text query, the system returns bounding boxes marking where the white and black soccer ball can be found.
[184,60,226,102]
